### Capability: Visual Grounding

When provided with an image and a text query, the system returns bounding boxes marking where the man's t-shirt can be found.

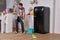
[14,6,25,19]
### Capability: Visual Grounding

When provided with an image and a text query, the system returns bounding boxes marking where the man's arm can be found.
[22,8,25,19]
[13,7,20,16]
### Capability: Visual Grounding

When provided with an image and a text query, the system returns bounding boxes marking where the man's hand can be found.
[13,12,18,16]
[17,14,20,16]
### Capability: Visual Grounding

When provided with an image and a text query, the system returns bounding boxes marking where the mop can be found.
[32,34,37,38]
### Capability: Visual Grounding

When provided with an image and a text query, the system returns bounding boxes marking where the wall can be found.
[54,0,60,34]
[6,0,54,33]
[6,0,14,8]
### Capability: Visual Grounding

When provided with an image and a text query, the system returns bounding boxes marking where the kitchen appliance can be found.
[34,6,50,34]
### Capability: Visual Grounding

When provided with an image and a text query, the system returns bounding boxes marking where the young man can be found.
[14,3,25,33]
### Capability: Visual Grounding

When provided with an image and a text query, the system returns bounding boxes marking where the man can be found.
[14,3,25,33]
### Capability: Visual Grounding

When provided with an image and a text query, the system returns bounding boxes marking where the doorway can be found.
[0,0,6,12]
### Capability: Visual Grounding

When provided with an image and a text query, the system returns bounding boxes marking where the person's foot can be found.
[15,32,18,34]
[22,31,26,34]
[16,32,18,34]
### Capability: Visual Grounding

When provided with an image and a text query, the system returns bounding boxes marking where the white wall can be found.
[6,0,14,8]
[55,0,60,34]
[6,0,54,33]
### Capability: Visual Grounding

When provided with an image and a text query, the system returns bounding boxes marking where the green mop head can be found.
[32,34,37,38]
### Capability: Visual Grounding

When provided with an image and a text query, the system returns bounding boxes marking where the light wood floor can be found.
[0,32,60,40]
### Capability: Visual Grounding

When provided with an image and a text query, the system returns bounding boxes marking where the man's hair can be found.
[18,3,23,6]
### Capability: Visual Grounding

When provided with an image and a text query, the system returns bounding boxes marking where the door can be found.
[0,0,6,12]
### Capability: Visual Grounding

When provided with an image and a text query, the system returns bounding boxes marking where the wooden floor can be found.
[0,32,60,40]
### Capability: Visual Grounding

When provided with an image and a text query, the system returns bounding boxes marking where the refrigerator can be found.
[34,6,50,34]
